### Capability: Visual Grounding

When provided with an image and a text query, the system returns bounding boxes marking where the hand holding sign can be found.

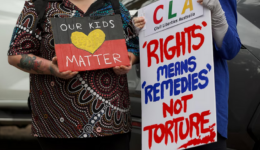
[197,0,203,5]
[50,56,78,79]
[113,52,137,75]
[197,0,222,12]
[197,0,229,48]
[133,17,146,29]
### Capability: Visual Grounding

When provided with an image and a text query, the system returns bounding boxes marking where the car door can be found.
[227,1,260,149]
[0,0,30,126]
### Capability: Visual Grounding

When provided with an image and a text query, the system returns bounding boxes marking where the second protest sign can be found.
[139,1,217,149]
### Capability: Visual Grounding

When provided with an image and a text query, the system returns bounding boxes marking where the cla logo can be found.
[153,0,194,24]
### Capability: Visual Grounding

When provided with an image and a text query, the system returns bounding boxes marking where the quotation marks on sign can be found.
[142,56,212,104]
[143,21,208,68]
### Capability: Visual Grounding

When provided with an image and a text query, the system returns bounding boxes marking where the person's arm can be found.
[113,2,140,75]
[7,1,78,79]
[7,1,48,74]
[215,0,241,60]
[120,2,139,63]
[8,54,52,74]
[8,55,78,79]
[198,0,228,48]
[198,0,241,60]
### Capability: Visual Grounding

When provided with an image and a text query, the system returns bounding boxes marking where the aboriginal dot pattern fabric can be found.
[8,0,139,138]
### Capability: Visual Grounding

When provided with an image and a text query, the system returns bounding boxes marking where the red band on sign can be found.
[55,39,130,72]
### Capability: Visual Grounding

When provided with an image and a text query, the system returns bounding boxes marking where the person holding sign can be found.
[133,0,241,149]
[7,0,139,150]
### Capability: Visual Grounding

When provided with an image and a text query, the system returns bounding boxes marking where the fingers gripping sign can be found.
[50,56,78,80]
[133,17,146,29]
[113,52,136,75]
[197,0,203,5]
[133,17,146,34]
[197,0,222,12]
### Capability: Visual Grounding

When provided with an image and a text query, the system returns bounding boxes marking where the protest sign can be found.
[51,14,130,72]
[139,0,216,149]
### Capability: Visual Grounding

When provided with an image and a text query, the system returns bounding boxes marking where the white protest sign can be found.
[139,1,217,150]
[144,0,203,36]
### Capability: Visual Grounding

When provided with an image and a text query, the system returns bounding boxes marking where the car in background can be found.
[0,0,31,127]
[0,0,259,150]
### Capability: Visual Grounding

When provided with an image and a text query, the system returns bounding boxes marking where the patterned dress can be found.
[8,0,139,138]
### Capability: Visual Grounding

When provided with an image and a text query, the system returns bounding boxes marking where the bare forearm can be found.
[8,54,53,75]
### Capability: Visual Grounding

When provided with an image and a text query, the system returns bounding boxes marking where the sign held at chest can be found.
[51,15,130,72]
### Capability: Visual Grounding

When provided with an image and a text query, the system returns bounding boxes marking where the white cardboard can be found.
[139,3,217,150]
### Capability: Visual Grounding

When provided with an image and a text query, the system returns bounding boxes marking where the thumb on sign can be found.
[113,52,138,75]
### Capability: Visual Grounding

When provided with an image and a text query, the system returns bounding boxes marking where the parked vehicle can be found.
[0,0,259,150]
